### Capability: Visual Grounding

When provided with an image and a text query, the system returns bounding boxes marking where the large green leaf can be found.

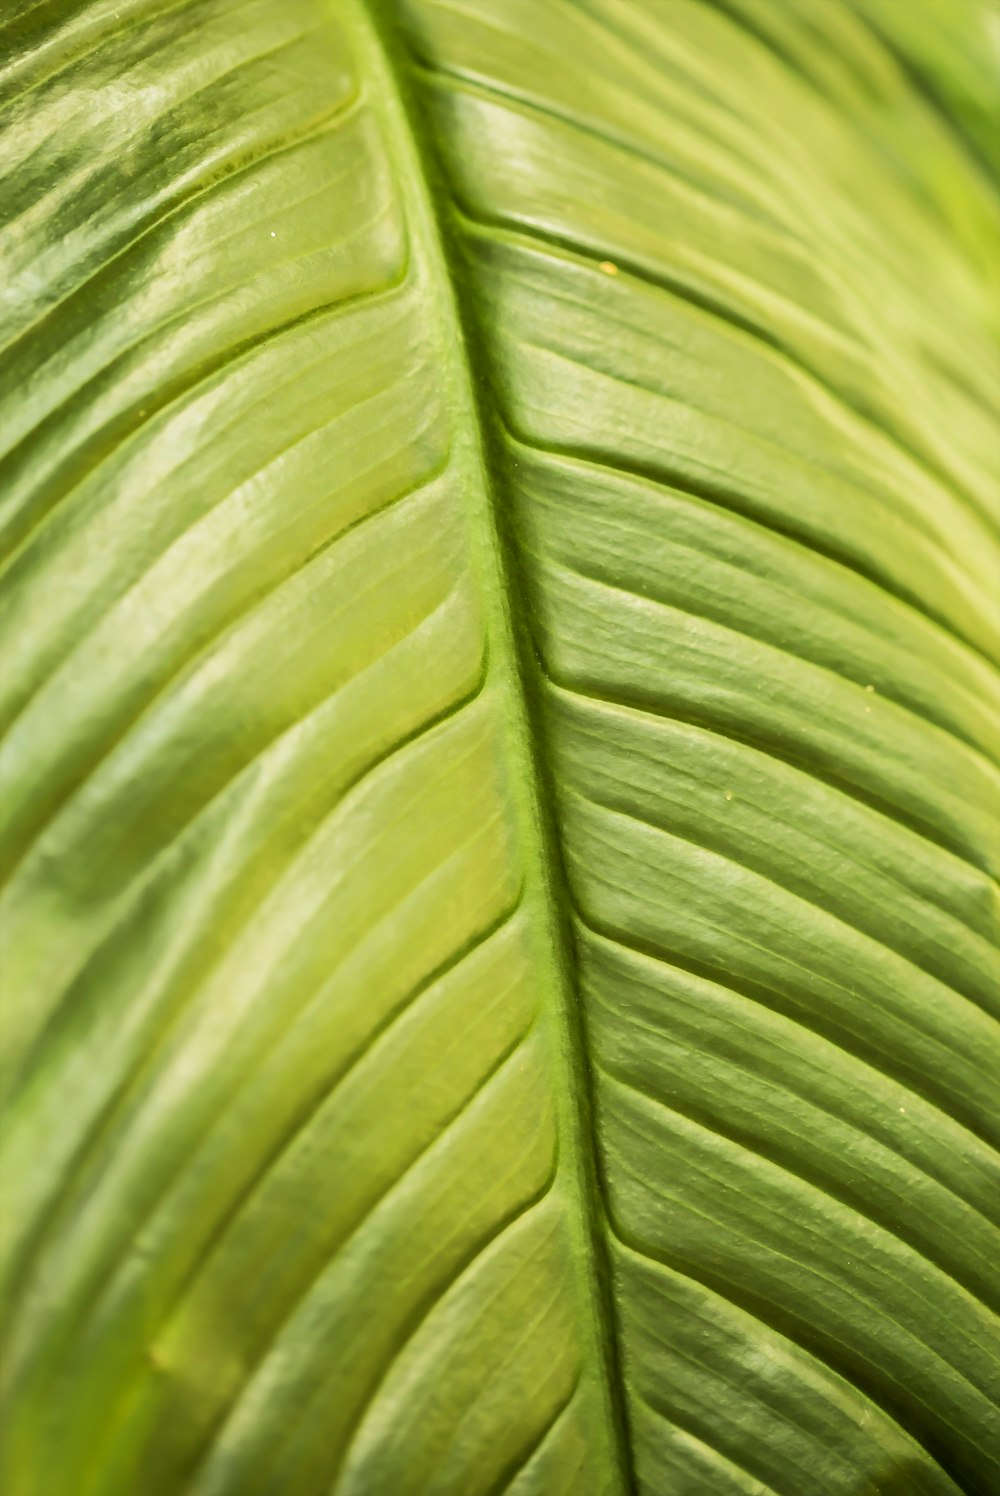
[1,1,998,1492]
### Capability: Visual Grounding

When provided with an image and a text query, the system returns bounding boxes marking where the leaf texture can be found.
[0,2,998,1494]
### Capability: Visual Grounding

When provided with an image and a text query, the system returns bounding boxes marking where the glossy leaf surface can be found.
[0,2,998,1493]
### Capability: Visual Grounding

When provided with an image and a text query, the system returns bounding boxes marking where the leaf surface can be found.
[0,2,998,1493]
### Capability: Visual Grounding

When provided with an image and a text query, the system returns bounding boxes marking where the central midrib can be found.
[345,1,635,1488]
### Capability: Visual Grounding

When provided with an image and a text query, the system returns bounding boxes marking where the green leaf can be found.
[1,2,997,1493]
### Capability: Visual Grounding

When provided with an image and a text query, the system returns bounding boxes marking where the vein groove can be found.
[634,1388,784,1496]
[500,424,999,673]
[492,1379,580,1496]
[545,549,999,777]
[565,773,997,1023]
[189,1042,554,1490]
[615,1236,961,1492]
[0,276,411,574]
[326,1170,556,1496]
[542,670,999,891]
[455,207,997,530]
[0,454,451,889]
[601,1065,1000,1324]
[0,90,366,371]
[571,908,1000,1155]
[605,1204,994,1475]
[1,657,492,1312]
[144,896,528,1366]
[584,956,1000,1237]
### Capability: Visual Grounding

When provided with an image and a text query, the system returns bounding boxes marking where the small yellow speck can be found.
[725,791,733,801]
[864,683,875,693]
[270,231,276,238]
[864,706,871,713]
[599,260,618,275]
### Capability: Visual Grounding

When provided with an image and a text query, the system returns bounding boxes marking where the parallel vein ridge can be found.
[1,2,997,1495]
[394,0,1000,1492]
